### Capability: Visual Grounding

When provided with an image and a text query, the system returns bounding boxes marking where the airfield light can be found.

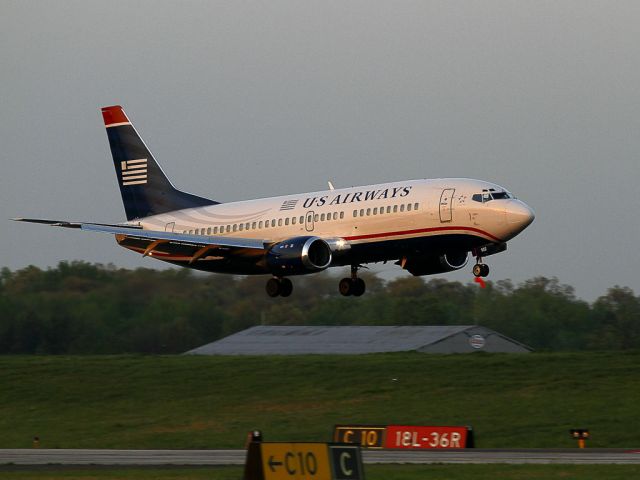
[569,429,590,448]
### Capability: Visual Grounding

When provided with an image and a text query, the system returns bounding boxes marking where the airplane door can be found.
[165,222,175,232]
[305,211,315,232]
[439,189,455,223]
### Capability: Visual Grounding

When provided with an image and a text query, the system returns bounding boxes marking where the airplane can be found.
[14,105,535,297]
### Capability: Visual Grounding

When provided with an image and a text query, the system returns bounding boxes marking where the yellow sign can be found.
[261,443,331,480]
[334,426,386,448]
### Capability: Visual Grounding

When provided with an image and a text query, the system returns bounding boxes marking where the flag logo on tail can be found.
[121,159,148,186]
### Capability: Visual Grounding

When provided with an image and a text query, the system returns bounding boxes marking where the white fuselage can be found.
[136,178,531,249]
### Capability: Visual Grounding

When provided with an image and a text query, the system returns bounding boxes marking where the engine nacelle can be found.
[402,251,469,276]
[266,236,332,275]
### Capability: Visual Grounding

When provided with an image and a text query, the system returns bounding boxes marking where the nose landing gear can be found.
[472,262,490,278]
[339,265,366,297]
[266,277,293,297]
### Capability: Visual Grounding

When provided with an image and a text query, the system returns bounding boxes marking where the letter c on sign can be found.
[285,452,295,474]
[344,430,353,442]
[340,452,353,476]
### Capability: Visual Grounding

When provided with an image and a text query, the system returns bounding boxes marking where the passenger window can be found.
[252,222,257,229]
[333,212,338,220]
[233,224,238,232]
[285,218,290,226]
[321,213,325,221]
[407,204,412,212]
[387,206,392,213]
[259,221,263,228]
[206,227,211,234]
[393,205,398,213]
[414,202,419,210]
[360,209,365,217]
[366,208,371,216]
[373,207,378,215]
[353,210,358,217]
[278,218,282,227]
[314,214,319,222]
[239,224,244,231]
[340,211,344,219]
[292,217,296,225]
[245,223,250,230]
[400,205,405,212]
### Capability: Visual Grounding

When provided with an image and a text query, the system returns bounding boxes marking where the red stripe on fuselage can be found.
[344,226,502,243]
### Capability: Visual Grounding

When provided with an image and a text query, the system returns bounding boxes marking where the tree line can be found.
[0,261,638,354]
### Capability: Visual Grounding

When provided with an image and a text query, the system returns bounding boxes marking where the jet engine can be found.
[401,251,469,276]
[266,236,332,275]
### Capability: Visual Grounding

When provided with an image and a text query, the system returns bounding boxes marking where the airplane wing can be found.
[12,218,270,263]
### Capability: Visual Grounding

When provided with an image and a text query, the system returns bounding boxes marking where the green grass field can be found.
[2,465,640,480]
[1,352,639,449]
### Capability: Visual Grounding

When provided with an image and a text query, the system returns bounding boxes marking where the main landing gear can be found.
[266,277,293,297]
[339,265,366,297]
[472,261,490,278]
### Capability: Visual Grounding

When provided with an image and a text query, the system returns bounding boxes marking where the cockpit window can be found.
[472,189,513,203]
[491,192,510,200]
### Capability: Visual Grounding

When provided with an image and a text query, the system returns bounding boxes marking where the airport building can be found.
[186,325,532,355]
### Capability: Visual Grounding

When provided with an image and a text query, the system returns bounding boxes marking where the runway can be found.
[2,449,640,466]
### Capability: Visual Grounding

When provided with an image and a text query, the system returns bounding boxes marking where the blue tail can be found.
[102,105,218,221]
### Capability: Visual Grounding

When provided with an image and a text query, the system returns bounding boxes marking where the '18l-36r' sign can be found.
[333,425,474,449]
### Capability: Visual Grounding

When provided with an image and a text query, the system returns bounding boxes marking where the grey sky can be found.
[2,1,639,300]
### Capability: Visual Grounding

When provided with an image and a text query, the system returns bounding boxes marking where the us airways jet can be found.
[14,105,534,297]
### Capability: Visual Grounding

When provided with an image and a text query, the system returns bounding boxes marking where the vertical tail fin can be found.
[101,105,218,221]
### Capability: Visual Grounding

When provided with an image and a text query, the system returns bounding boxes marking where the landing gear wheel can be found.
[352,278,366,297]
[473,263,490,278]
[266,278,281,297]
[339,277,366,297]
[339,278,353,296]
[472,264,483,278]
[266,277,294,297]
[279,278,293,297]
[480,264,490,277]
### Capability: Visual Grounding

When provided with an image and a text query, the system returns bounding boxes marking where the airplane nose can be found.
[505,200,535,228]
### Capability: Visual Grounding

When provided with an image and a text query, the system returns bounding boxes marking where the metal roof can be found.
[186,325,521,355]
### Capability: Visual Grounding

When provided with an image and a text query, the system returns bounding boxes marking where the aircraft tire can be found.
[473,264,483,277]
[266,278,281,297]
[481,264,490,277]
[352,278,366,297]
[339,278,352,296]
[279,278,293,297]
